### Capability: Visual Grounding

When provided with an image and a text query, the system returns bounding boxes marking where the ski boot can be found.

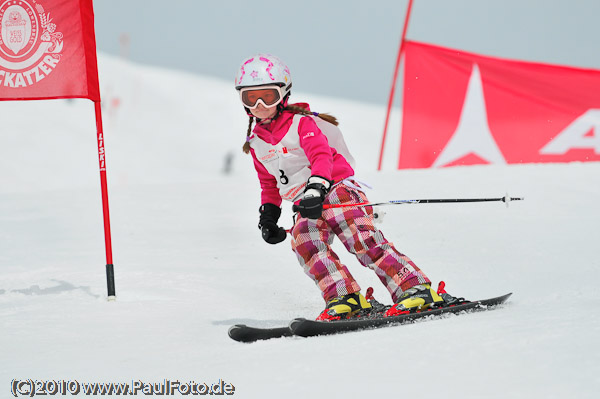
[316,292,372,321]
[384,284,444,317]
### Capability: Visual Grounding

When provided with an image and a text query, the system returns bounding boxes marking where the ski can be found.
[228,324,293,343]
[289,293,512,338]
[228,293,511,342]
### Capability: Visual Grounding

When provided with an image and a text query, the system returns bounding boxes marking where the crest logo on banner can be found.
[0,0,63,88]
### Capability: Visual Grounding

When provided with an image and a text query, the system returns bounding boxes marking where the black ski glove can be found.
[295,176,333,219]
[258,203,287,244]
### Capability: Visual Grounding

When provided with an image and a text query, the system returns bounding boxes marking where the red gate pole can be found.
[94,100,116,300]
[377,0,414,170]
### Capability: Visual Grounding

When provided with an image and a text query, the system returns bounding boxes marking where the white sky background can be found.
[93,0,600,105]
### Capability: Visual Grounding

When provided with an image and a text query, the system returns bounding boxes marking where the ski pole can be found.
[292,195,523,213]
[325,195,523,209]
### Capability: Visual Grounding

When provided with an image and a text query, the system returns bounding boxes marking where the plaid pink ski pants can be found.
[291,182,430,303]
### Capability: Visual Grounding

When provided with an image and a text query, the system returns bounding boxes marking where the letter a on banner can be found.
[540,109,600,155]
[0,0,116,299]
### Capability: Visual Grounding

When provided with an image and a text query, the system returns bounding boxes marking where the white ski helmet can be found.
[234,54,292,98]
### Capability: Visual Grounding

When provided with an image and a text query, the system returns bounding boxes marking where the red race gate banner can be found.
[0,0,99,101]
[399,40,600,169]
[0,0,114,298]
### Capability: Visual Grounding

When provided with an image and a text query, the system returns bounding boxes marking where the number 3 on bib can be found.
[279,170,289,185]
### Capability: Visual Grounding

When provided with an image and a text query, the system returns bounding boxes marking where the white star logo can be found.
[433,64,506,167]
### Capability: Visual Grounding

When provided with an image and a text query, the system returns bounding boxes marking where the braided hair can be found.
[242,105,338,154]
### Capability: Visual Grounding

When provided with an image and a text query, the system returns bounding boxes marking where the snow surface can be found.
[1,54,599,398]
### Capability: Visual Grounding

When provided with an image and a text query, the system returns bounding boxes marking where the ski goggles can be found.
[239,85,284,109]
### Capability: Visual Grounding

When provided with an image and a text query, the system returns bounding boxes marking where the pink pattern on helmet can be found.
[237,57,255,85]
[259,56,275,81]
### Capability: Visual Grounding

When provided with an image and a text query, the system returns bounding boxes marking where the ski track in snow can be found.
[1,54,599,398]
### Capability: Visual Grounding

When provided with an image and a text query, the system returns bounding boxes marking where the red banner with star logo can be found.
[0,0,99,101]
[399,40,600,169]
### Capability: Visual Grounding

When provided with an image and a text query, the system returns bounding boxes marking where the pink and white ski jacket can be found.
[249,103,355,206]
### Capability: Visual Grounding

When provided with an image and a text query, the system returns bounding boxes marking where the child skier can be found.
[235,54,446,320]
